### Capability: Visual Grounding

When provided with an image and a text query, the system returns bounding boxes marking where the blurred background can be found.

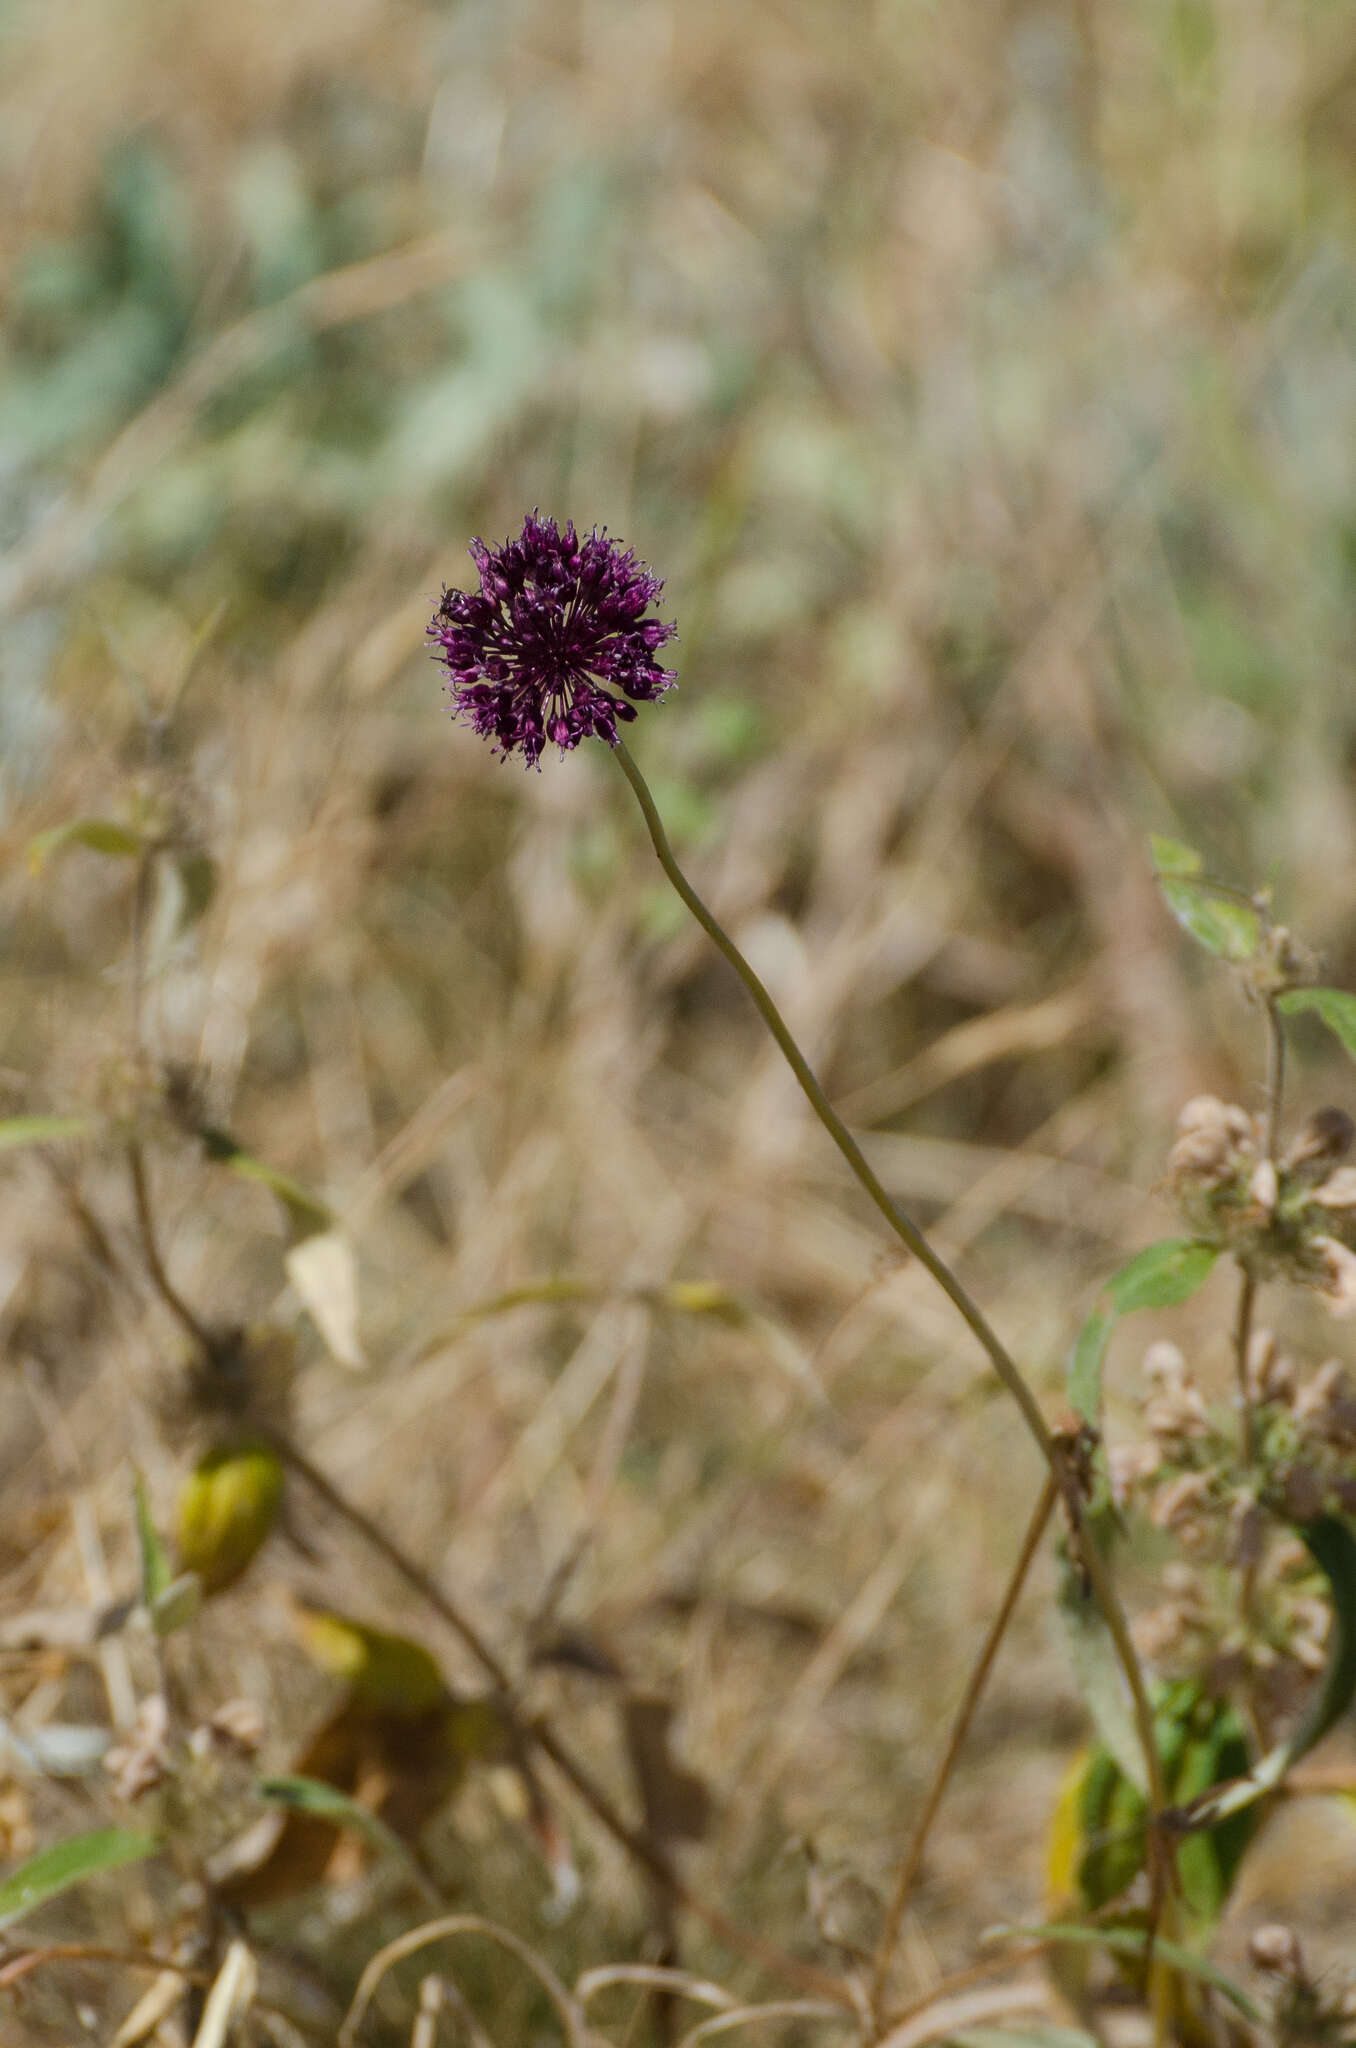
[4,0,1356,2035]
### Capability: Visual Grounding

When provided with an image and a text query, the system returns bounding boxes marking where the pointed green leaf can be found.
[1277,986,1356,1064]
[27,819,143,874]
[0,1116,91,1154]
[1067,1309,1113,1426]
[199,1127,332,1240]
[150,1572,202,1637]
[987,1923,1260,2022]
[0,1826,158,1929]
[1149,836,1203,879]
[256,1775,436,1901]
[1107,1239,1219,1316]
[1158,877,1260,962]
[133,1471,173,1606]
[1067,1242,1217,1424]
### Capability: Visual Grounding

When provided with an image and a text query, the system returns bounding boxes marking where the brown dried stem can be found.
[869,1476,1057,2021]
[267,1430,850,2008]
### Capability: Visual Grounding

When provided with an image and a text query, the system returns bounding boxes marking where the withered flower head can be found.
[1168,1096,1255,1187]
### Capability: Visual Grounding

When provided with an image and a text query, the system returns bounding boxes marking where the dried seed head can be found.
[1169,1097,1255,1186]
[1295,1359,1356,1443]
[1151,1470,1212,1533]
[1145,1380,1211,1443]
[1246,1329,1296,1405]
[1106,1441,1159,1507]
[1247,1923,1304,1977]
[1248,1158,1279,1216]
[1134,1601,1194,1662]
[1143,1340,1188,1387]
[105,1694,172,1804]
[1283,1107,1355,1176]
[207,1698,265,1757]
[1311,1235,1356,1318]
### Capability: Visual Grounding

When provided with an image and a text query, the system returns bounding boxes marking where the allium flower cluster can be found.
[429,514,677,768]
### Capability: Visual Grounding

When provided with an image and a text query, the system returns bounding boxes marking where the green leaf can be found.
[987,1923,1260,2022]
[149,1572,202,1637]
[1107,1239,1219,1316]
[0,1115,91,1154]
[1158,875,1260,961]
[1170,1695,1256,1927]
[132,1471,173,1607]
[1067,1242,1217,1424]
[1057,1559,1148,1795]
[0,1826,158,1929]
[1148,835,1203,878]
[1073,1744,1147,1905]
[1299,1517,1356,1751]
[199,1127,332,1241]
[1277,986,1356,1064]
[27,818,143,874]
[1178,1516,1356,1833]
[256,1775,434,1899]
[1067,1309,1113,1426]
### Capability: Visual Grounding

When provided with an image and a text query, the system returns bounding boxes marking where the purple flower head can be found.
[429,513,677,768]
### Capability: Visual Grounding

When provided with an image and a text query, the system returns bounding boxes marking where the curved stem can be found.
[611,738,1166,1847]
[611,740,1054,1466]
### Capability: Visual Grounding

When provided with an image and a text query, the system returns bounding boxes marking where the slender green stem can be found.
[611,737,1167,1848]
[612,741,1054,1464]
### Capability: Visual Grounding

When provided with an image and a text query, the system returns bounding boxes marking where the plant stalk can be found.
[869,1476,1056,2020]
[611,738,1164,1822]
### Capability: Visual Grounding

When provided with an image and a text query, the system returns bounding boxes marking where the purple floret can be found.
[429,513,677,767]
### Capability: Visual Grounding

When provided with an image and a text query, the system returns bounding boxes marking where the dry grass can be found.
[3,0,1356,2040]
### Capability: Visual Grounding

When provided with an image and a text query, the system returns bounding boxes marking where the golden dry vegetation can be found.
[3,0,1356,2041]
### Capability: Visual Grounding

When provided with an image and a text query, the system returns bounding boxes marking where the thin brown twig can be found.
[121,1123,839,2009]
[1233,986,1288,1754]
[127,1138,218,1358]
[869,1477,1057,2020]
[1233,1267,1259,1467]
[1262,991,1286,1165]
[610,740,1057,1475]
[266,1430,850,2009]
[0,1944,308,2034]
[1235,985,1286,1469]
